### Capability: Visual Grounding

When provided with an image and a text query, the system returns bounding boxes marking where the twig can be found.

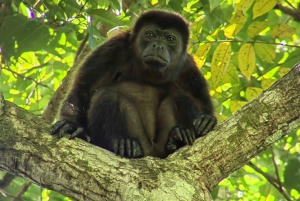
[192,40,300,48]
[3,67,53,91]
[270,146,284,189]
[12,181,32,201]
[248,162,292,201]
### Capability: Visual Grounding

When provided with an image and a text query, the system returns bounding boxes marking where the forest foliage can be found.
[0,0,299,200]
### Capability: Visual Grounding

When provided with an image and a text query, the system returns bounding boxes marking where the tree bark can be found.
[0,63,299,201]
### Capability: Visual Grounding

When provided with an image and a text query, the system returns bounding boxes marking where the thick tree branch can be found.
[0,64,299,201]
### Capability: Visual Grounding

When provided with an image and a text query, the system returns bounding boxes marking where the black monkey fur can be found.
[52,10,217,158]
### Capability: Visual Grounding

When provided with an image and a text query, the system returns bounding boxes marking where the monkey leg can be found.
[87,89,144,158]
[156,97,179,156]
[162,93,217,152]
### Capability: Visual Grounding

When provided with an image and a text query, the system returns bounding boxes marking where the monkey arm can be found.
[52,35,126,138]
[169,54,217,145]
[178,54,215,115]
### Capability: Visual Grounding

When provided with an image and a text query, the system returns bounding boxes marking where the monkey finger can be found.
[126,139,132,158]
[201,117,217,135]
[84,133,91,142]
[69,127,84,140]
[186,129,195,144]
[180,129,189,145]
[119,139,125,157]
[172,127,183,141]
[113,140,119,155]
[57,123,75,139]
[193,117,203,134]
[195,115,212,136]
[132,141,143,158]
[166,137,178,154]
[52,120,67,135]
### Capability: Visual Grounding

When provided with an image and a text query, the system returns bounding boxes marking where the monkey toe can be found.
[52,120,81,139]
[113,138,143,158]
[52,119,68,135]
[69,127,90,142]
[170,127,196,145]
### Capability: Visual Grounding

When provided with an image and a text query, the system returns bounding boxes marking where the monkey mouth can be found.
[143,55,169,68]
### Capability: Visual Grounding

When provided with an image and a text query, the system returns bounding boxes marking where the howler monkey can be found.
[52,10,217,158]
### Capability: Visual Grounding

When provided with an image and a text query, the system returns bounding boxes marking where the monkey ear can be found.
[107,26,130,38]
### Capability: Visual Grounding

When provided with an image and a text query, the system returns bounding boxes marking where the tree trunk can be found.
[0,63,299,201]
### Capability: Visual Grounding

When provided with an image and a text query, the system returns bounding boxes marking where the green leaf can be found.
[209,0,224,11]
[110,0,121,10]
[253,43,275,63]
[0,14,28,59]
[283,158,300,192]
[88,9,121,27]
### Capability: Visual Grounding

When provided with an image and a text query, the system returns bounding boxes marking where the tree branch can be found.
[0,63,299,200]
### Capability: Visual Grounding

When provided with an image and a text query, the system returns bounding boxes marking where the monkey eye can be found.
[145,31,156,39]
[165,35,176,43]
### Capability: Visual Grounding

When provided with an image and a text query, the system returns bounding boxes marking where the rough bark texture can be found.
[0,64,299,201]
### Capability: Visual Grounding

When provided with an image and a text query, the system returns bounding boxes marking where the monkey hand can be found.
[113,138,143,158]
[168,115,217,147]
[52,120,90,142]
[193,115,217,136]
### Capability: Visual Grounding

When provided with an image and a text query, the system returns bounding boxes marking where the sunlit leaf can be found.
[230,100,247,113]
[278,67,291,77]
[238,43,256,79]
[246,87,263,101]
[194,43,211,68]
[234,0,255,13]
[270,24,296,38]
[261,78,276,90]
[252,0,277,19]
[224,11,247,38]
[211,42,231,87]
[247,21,273,38]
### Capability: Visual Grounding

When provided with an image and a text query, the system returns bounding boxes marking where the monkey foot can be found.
[52,119,90,142]
[167,115,217,148]
[193,114,217,136]
[113,138,143,158]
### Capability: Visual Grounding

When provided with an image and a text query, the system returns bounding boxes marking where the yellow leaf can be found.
[278,67,291,77]
[230,100,247,113]
[247,21,273,38]
[253,0,277,19]
[261,78,276,90]
[211,42,231,87]
[246,87,263,101]
[238,44,255,79]
[234,0,255,13]
[253,43,275,63]
[195,43,211,68]
[270,24,296,38]
[190,16,205,41]
[224,11,247,38]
